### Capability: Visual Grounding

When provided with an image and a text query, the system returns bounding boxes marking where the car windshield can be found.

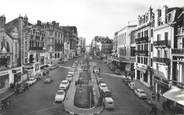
[57,91,64,95]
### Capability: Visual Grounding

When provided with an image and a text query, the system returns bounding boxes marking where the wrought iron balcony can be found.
[135,50,148,56]
[172,48,184,55]
[135,36,149,43]
[153,57,170,65]
[153,40,170,47]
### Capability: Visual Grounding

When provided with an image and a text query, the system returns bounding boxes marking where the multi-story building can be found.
[152,5,174,94]
[26,24,46,76]
[101,38,113,55]
[36,21,63,64]
[0,15,30,93]
[112,24,137,76]
[62,26,78,59]
[134,7,154,87]
[77,37,86,55]
[171,8,184,87]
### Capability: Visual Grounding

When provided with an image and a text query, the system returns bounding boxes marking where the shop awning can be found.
[163,86,184,106]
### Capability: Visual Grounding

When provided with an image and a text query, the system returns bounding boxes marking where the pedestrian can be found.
[157,92,160,101]
[152,93,156,100]
[149,104,157,115]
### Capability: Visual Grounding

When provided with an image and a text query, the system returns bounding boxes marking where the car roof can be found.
[100,83,107,86]
[62,80,69,82]
[137,89,144,92]
[105,97,114,102]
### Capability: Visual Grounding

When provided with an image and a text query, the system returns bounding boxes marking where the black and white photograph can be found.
[0,0,184,115]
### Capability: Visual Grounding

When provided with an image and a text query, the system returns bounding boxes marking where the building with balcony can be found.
[171,8,184,87]
[134,7,154,87]
[152,5,175,94]
[35,21,64,64]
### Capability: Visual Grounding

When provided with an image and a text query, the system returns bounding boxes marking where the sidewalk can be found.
[64,62,103,115]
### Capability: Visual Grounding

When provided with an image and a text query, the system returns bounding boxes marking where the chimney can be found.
[23,14,28,25]
[37,20,41,26]
[0,15,6,28]
[162,5,168,24]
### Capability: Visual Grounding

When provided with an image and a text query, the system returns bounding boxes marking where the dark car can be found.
[15,83,29,93]
[114,69,121,75]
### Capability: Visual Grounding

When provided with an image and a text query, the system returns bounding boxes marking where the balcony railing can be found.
[172,48,184,55]
[153,57,170,65]
[153,40,170,47]
[135,36,149,43]
[135,50,148,56]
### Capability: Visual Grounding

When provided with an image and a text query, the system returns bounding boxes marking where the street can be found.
[1,57,152,115]
[1,58,78,115]
[95,59,152,115]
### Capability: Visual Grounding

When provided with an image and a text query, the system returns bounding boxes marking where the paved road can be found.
[1,58,78,115]
[94,58,152,115]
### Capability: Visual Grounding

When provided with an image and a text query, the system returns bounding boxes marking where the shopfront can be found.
[135,63,151,87]
[0,71,9,94]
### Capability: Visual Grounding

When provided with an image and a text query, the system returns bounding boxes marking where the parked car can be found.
[128,81,135,90]
[122,77,132,85]
[44,78,53,84]
[114,69,121,75]
[68,71,74,75]
[99,83,108,91]
[55,90,65,103]
[66,74,73,82]
[103,97,114,110]
[59,80,70,90]
[101,88,112,97]
[15,83,29,93]
[134,88,147,99]
[26,77,37,86]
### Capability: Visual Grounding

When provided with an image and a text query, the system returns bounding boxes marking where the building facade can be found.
[36,21,64,64]
[152,6,174,94]
[62,26,78,59]
[134,7,154,87]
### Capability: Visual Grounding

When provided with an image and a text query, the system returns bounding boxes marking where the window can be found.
[157,50,160,58]
[144,30,148,37]
[151,29,153,37]
[144,44,148,51]
[164,50,168,58]
[157,34,161,41]
[165,32,168,41]
[144,57,148,64]
[141,57,144,64]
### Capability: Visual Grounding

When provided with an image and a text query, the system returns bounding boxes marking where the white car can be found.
[66,74,73,82]
[59,80,70,90]
[103,97,115,110]
[134,88,147,99]
[99,83,108,91]
[68,71,74,75]
[26,77,37,86]
[55,90,65,102]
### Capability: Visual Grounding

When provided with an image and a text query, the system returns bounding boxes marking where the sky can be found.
[0,0,184,45]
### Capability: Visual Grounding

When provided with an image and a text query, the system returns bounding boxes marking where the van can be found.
[103,97,114,110]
